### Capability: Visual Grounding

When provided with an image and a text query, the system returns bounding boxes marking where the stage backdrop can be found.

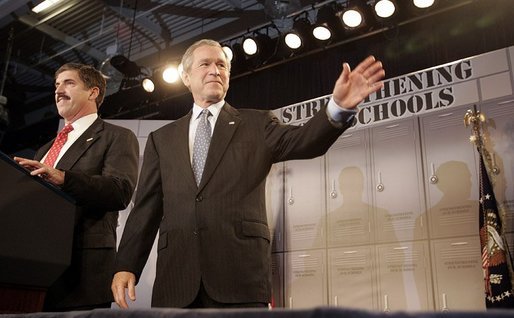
[106,45,514,312]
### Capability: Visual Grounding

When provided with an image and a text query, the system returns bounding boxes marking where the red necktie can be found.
[43,124,74,167]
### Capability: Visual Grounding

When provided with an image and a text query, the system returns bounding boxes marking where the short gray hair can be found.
[180,39,232,75]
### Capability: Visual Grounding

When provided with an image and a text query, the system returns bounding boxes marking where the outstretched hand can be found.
[13,156,65,185]
[332,56,385,110]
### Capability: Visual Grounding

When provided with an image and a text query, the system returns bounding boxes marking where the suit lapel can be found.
[198,103,240,191]
[56,118,104,170]
[173,112,197,190]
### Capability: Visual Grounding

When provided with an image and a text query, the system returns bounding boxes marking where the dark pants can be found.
[185,282,268,309]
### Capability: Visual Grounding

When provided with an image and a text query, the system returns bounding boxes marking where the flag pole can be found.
[464,105,514,308]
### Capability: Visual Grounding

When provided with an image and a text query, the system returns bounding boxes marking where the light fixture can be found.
[312,4,344,43]
[284,17,313,51]
[32,0,64,13]
[413,0,435,9]
[374,0,396,19]
[141,77,155,93]
[110,55,141,78]
[221,44,234,62]
[242,33,273,59]
[162,65,180,84]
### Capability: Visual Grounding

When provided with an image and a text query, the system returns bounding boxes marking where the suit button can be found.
[193,231,198,236]
[195,196,203,202]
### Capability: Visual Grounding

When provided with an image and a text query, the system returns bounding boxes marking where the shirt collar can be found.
[192,100,224,120]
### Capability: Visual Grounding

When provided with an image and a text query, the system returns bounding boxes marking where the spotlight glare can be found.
[222,45,233,62]
[375,0,396,18]
[413,0,435,8]
[342,9,363,28]
[242,38,258,56]
[285,32,302,50]
[162,66,179,84]
[312,25,332,41]
[142,78,155,93]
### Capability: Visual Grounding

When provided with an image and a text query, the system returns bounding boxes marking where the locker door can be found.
[284,249,327,308]
[376,241,433,311]
[419,105,479,238]
[328,246,376,310]
[431,237,485,310]
[325,129,374,247]
[371,117,427,243]
[284,157,326,251]
[267,163,284,252]
[480,100,514,234]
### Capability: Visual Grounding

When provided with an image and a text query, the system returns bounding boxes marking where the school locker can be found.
[419,105,479,238]
[328,246,376,310]
[325,129,375,247]
[376,241,433,311]
[371,117,427,243]
[430,237,485,310]
[284,157,326,251]
[284,249,327,308]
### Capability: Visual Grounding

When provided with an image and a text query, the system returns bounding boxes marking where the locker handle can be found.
[288,187,294,205]
[437,112,453,118]
[376,171,384,192]
[429,163,438,184]
[383,294,390,312]
[441,293,449,311]
[385,124,399,129]
[330,179,337,199]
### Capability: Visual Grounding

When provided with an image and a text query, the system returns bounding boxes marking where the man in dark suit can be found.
[112,39,384,308]
[15,63,139,311]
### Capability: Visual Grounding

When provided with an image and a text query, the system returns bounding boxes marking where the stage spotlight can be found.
[221,44,233,62]
[374,0,396,19]
[341,2,366,29]
[413,0,435,9]
[284,17,313,51]
[162,65,180,84]
[242,33,274,63]
[141,77,155,93]
[312,4,344,43]
[242,36,258,56]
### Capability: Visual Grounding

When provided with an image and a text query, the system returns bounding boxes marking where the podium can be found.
[0,151,76,313]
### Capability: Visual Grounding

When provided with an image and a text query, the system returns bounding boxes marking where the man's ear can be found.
[181,71,190,89]
[89,87,99,101]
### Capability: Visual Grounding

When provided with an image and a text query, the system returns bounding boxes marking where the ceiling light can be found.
[342,9,363,28]
[32,0,64,13]
[312,25,331,41]
[413,0,435,9]
[374,0,396,18]
[242,37,258,56]
[312,4,344,42]
[162,65,180,84]
[141,78,155,93]
[284,18,313,50]
[221,44,233,62]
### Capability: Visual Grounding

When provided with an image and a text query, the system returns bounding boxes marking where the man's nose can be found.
[208,64,220,75]
[55,83,64,94]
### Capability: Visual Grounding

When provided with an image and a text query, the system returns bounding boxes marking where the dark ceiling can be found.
[0,0,513,156]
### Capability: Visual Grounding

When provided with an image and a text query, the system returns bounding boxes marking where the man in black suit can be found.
[15,63,139,311]
[112,39,384,308]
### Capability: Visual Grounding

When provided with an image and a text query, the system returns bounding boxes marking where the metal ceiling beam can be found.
[0,0,28,21]
[17,14,106,61]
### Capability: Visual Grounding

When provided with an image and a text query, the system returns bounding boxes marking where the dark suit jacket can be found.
[115,103,354,308]
[35,118,139,310]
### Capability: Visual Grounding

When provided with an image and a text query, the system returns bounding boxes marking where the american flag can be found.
[478,151,514,308]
